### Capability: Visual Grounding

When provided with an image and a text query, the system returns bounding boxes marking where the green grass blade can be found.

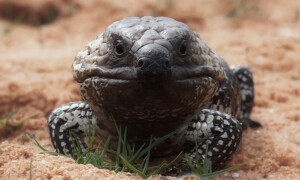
[203,141,210,173]
[128,143,146,163]
[185,153,198,173]
[150,151,183,176]
[69,131,82,159]
[13,114,36,128]
[69,96,74,102]
[119,155,148,179]
[149,162,167,176]
[5,108,19,124]
[115,128,122,171]
[77,122,96,162]
[0,119,10,132]
[201,163,244,178]
[25,132,62,156]
[0,109,35,133]
[100,136,111,168]
[121,127,128,159]
[1,108,20,133]
[29,159,33,180]
[22,136,25,145]
[137,118,192,162]
[142,137,152,173]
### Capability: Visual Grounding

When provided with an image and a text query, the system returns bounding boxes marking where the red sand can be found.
[0,0,299,179]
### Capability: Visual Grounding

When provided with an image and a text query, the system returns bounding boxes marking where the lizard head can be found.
[72,16,224,143]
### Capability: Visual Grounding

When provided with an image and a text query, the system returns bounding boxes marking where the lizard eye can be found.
[114,40,125,57]
[178,40,188,56]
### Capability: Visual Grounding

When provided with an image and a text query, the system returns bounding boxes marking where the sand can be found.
[0,0,299,179]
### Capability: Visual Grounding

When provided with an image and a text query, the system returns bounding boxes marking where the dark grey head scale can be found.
[73,16,224,83]
[103,17,202,84]
[106,16,191,40]
[103,16,194,56]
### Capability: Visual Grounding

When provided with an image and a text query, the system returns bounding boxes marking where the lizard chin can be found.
[79,75,218,140]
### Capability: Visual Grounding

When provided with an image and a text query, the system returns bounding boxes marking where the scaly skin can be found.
[48,16,261,175]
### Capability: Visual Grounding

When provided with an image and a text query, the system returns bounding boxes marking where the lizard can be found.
[48,16,261,175]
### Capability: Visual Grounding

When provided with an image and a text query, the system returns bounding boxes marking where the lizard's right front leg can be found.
[48,102,99,156]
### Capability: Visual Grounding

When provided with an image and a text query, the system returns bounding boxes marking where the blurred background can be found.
[0,1,300,179]
[1,0,299,114]
[0,0,299,49]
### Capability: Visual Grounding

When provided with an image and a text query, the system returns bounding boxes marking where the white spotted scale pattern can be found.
[48,102,99,156]
[231,66,255,122]
[167,109,242,174]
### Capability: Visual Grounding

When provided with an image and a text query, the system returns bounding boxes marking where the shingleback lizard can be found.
[48,16,261,174]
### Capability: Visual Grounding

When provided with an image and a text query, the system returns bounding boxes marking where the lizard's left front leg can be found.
[166,109,242,175]
[48,102,99,156]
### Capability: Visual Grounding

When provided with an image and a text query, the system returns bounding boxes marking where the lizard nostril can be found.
[165,60,170,68]
[138,60,144,67]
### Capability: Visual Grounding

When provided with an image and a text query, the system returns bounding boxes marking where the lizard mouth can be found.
[73,66,137,83]
[171,65,224,81]
[74,65,223,83]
